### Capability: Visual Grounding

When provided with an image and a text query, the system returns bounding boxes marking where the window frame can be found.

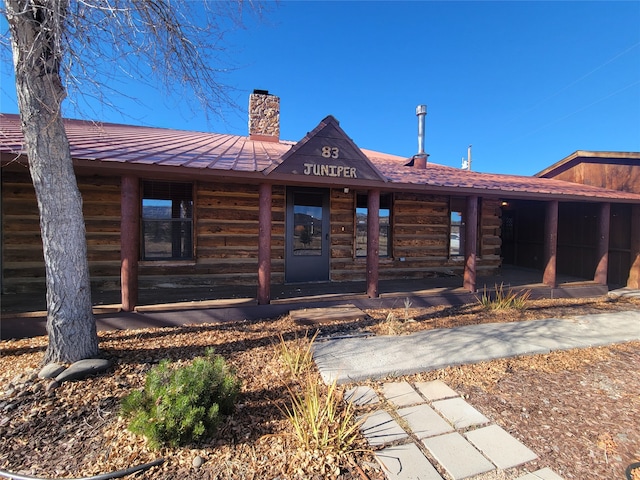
[141,180,194,261]
[449,197,483,259]
[449,197,466,258]
[355,192,392,258]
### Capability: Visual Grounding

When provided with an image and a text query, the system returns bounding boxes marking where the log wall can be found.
[1,171,122,293]
[2,172,501,294]
[138,182,286,288]
[330,189,502,281]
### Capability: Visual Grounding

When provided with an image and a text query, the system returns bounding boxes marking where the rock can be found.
[2,388,16,399]
[39,363,66,379]
[55,358,113,383]
[45,380,59,394]
[192,456,205,468]
[16,389,29,398]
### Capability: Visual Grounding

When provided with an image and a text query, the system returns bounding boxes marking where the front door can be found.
[285,188,330,282]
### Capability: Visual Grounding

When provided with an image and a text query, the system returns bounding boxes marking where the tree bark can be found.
[6,0,98,363]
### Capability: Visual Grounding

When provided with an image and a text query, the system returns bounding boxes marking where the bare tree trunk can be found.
[7,0,98,363]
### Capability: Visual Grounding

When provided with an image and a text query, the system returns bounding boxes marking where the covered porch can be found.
[1,265,607,316]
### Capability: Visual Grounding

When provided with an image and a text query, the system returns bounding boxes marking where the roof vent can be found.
[413,104,429,169]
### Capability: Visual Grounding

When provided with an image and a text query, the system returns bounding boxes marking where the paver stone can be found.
[397,404,454,439]
[422,432,495,480]
[465,424,537,469]
[345,385,380,406]
[515,467,565,480]
[358,410,408,446]
[414,380,459,401]
[431,397,489,429]
[375,443,443,480]
[382,382,424,407]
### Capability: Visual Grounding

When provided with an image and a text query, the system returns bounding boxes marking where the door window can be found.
[293,192,323,256]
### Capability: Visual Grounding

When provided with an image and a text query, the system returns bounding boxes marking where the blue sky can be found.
[2,1,639,176]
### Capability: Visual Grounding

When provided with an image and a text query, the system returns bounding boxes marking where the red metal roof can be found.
[0,114,294,172]
[2,113,640,203]
[365,149,640,201]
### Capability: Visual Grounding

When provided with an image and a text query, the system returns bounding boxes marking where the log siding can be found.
[2,171,502,294]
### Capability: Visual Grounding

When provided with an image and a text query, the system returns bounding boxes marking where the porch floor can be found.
[1,266,608,316]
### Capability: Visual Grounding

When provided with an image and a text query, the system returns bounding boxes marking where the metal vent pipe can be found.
[413,105,428,169]
[416,105,427,154]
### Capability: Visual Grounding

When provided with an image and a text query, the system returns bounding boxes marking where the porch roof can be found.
[2,113,640,203]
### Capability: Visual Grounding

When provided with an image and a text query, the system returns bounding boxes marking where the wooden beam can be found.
[120,175,139,311]
[628,204,640,289]
[594,202,610,285]
[543,200,558,287]
[257,183,272,305]
[463,196,478,292]
[366,189,380,298]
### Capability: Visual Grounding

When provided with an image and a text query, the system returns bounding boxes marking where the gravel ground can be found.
[0,295,638,480]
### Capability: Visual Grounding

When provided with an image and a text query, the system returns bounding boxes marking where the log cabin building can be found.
[2,90,640,312]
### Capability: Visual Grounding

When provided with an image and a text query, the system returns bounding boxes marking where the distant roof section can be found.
[0,113,294,172]
[365,149,640,202]
[3,113,640,203]
[535,150,640,178]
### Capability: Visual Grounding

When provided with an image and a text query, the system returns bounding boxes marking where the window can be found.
[142,181,193,260]
[449,211,463,256]
[293,192,323,256]
[449,197,465,257]
[355,193,391,257]
[449,197,482,258]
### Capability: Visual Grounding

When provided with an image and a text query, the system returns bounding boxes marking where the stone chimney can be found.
[249,90,280,142]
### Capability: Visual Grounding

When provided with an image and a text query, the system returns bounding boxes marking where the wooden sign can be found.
[269,116,387,182]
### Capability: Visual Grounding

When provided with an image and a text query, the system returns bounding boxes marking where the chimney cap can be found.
[253,89,270,95]
[416,105,427,116]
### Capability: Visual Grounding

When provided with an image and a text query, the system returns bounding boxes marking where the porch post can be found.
[594,202,610,285]
[628,204,640,289]
[366,189,380,298]
[463,196,478,292]
[543,200,559,287]
[257,183,272,305]
[121,175,139,311]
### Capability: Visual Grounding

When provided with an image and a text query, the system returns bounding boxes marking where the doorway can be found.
[285,188,330,283]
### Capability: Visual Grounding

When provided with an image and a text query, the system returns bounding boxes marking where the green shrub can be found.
[121,349,240,449]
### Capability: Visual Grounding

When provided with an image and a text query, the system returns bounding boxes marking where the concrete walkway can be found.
[313,310,640,385]
[313,308,640,480]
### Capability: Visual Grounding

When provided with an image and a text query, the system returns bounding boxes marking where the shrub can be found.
[277,330,318,378]
[277,333,363,456]
[283,372,362,456]
[121,349,240,449]
[477,283,531,310]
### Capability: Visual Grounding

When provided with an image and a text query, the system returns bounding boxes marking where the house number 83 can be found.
[321,146,339,158]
